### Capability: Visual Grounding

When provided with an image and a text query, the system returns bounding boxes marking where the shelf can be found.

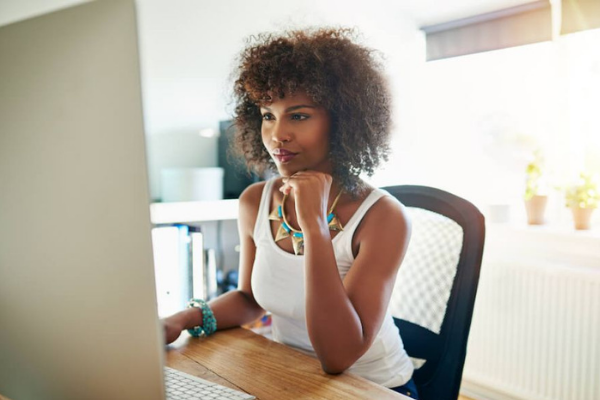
[150,199,239,224]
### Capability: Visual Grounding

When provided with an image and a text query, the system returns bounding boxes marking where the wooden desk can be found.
[0,328,409,400]
[166,327,409,400]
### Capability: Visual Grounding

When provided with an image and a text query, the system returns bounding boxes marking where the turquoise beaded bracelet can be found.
[186,298,217,337]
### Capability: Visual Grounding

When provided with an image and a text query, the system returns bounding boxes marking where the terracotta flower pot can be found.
[571,207,595,230]
[524,195,548,225]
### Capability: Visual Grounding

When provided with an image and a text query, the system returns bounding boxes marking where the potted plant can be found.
[524,150,548,225]
[565,172,599,230]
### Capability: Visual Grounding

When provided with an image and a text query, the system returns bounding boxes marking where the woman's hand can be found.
[163,320,183,345]
[279,171,333,233]
[162,309,194,344]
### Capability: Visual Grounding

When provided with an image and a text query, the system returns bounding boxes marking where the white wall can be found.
[136,0,420,133]
[392,30,600,225]
[396,42,566,207]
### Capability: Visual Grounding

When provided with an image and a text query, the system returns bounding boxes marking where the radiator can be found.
[461,225,600,400]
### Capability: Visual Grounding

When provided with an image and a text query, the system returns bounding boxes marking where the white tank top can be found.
[251,178,414,388]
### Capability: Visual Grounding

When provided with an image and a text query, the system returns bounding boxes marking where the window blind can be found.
[422,1,553,61]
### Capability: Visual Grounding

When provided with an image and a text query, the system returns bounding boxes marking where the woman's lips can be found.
[274,154,297,163]
[272,149,298,163]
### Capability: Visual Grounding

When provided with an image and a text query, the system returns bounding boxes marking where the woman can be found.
[163,28,417,398]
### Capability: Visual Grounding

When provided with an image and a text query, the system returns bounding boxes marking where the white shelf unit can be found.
[150,199,239,224]
[150,200,240,317]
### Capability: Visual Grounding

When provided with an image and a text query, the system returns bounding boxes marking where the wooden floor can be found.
[459,395,475,400]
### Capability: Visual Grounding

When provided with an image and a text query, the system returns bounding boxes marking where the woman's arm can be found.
[283,172,411,373]
[305,195,410,373]
[163,182,266,344]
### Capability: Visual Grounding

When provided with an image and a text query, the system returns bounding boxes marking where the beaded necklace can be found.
[269,189,344,255]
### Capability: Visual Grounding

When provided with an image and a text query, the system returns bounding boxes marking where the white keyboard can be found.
[164,367,255,400]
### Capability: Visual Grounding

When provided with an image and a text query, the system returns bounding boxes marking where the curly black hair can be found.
[231,27,392,195]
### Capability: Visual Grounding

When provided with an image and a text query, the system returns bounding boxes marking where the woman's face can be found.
[260,90,332,178]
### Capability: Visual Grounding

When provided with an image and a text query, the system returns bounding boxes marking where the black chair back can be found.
[383,185,485,400]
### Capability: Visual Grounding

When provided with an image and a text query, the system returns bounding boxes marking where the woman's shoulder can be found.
[356,186,410,234]
[237,181,269,235]
[238,177,282,215]
[350,184,405,213]
[350,185,411,260]
[238,180,269,213]
[239,180,267,203]
[371,188,409,223]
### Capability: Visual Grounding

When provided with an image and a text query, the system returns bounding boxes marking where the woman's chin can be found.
[275,165,299,178]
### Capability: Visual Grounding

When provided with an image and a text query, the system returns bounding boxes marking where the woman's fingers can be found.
[279,171,332,194]
[279,185,292,195]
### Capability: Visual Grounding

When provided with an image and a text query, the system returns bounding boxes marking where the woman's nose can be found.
[272,120,291,143]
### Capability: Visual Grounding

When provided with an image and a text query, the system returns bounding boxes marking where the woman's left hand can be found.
[279,171,333,233]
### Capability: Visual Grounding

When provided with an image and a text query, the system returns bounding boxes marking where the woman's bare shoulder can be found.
[239,180,268,207]
[351,184,407,220]
[238,180,279,224]
[354,189,410,243]
[370,190,409,227]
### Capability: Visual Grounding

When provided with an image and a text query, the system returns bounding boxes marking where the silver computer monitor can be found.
[0,1,167,399]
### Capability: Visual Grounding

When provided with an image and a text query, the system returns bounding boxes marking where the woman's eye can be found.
[262,113,274,121]
[291,114,308,121]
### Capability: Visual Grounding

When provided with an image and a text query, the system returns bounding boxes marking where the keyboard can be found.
[164,367,255,400]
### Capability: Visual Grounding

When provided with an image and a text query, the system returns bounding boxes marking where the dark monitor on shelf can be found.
[218,120,262,199]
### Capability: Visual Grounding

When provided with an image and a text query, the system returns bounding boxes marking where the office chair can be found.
[383,185,485,400]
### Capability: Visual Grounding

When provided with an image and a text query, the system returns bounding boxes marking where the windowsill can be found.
[487,219,600,238]
[485,221,600,270]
